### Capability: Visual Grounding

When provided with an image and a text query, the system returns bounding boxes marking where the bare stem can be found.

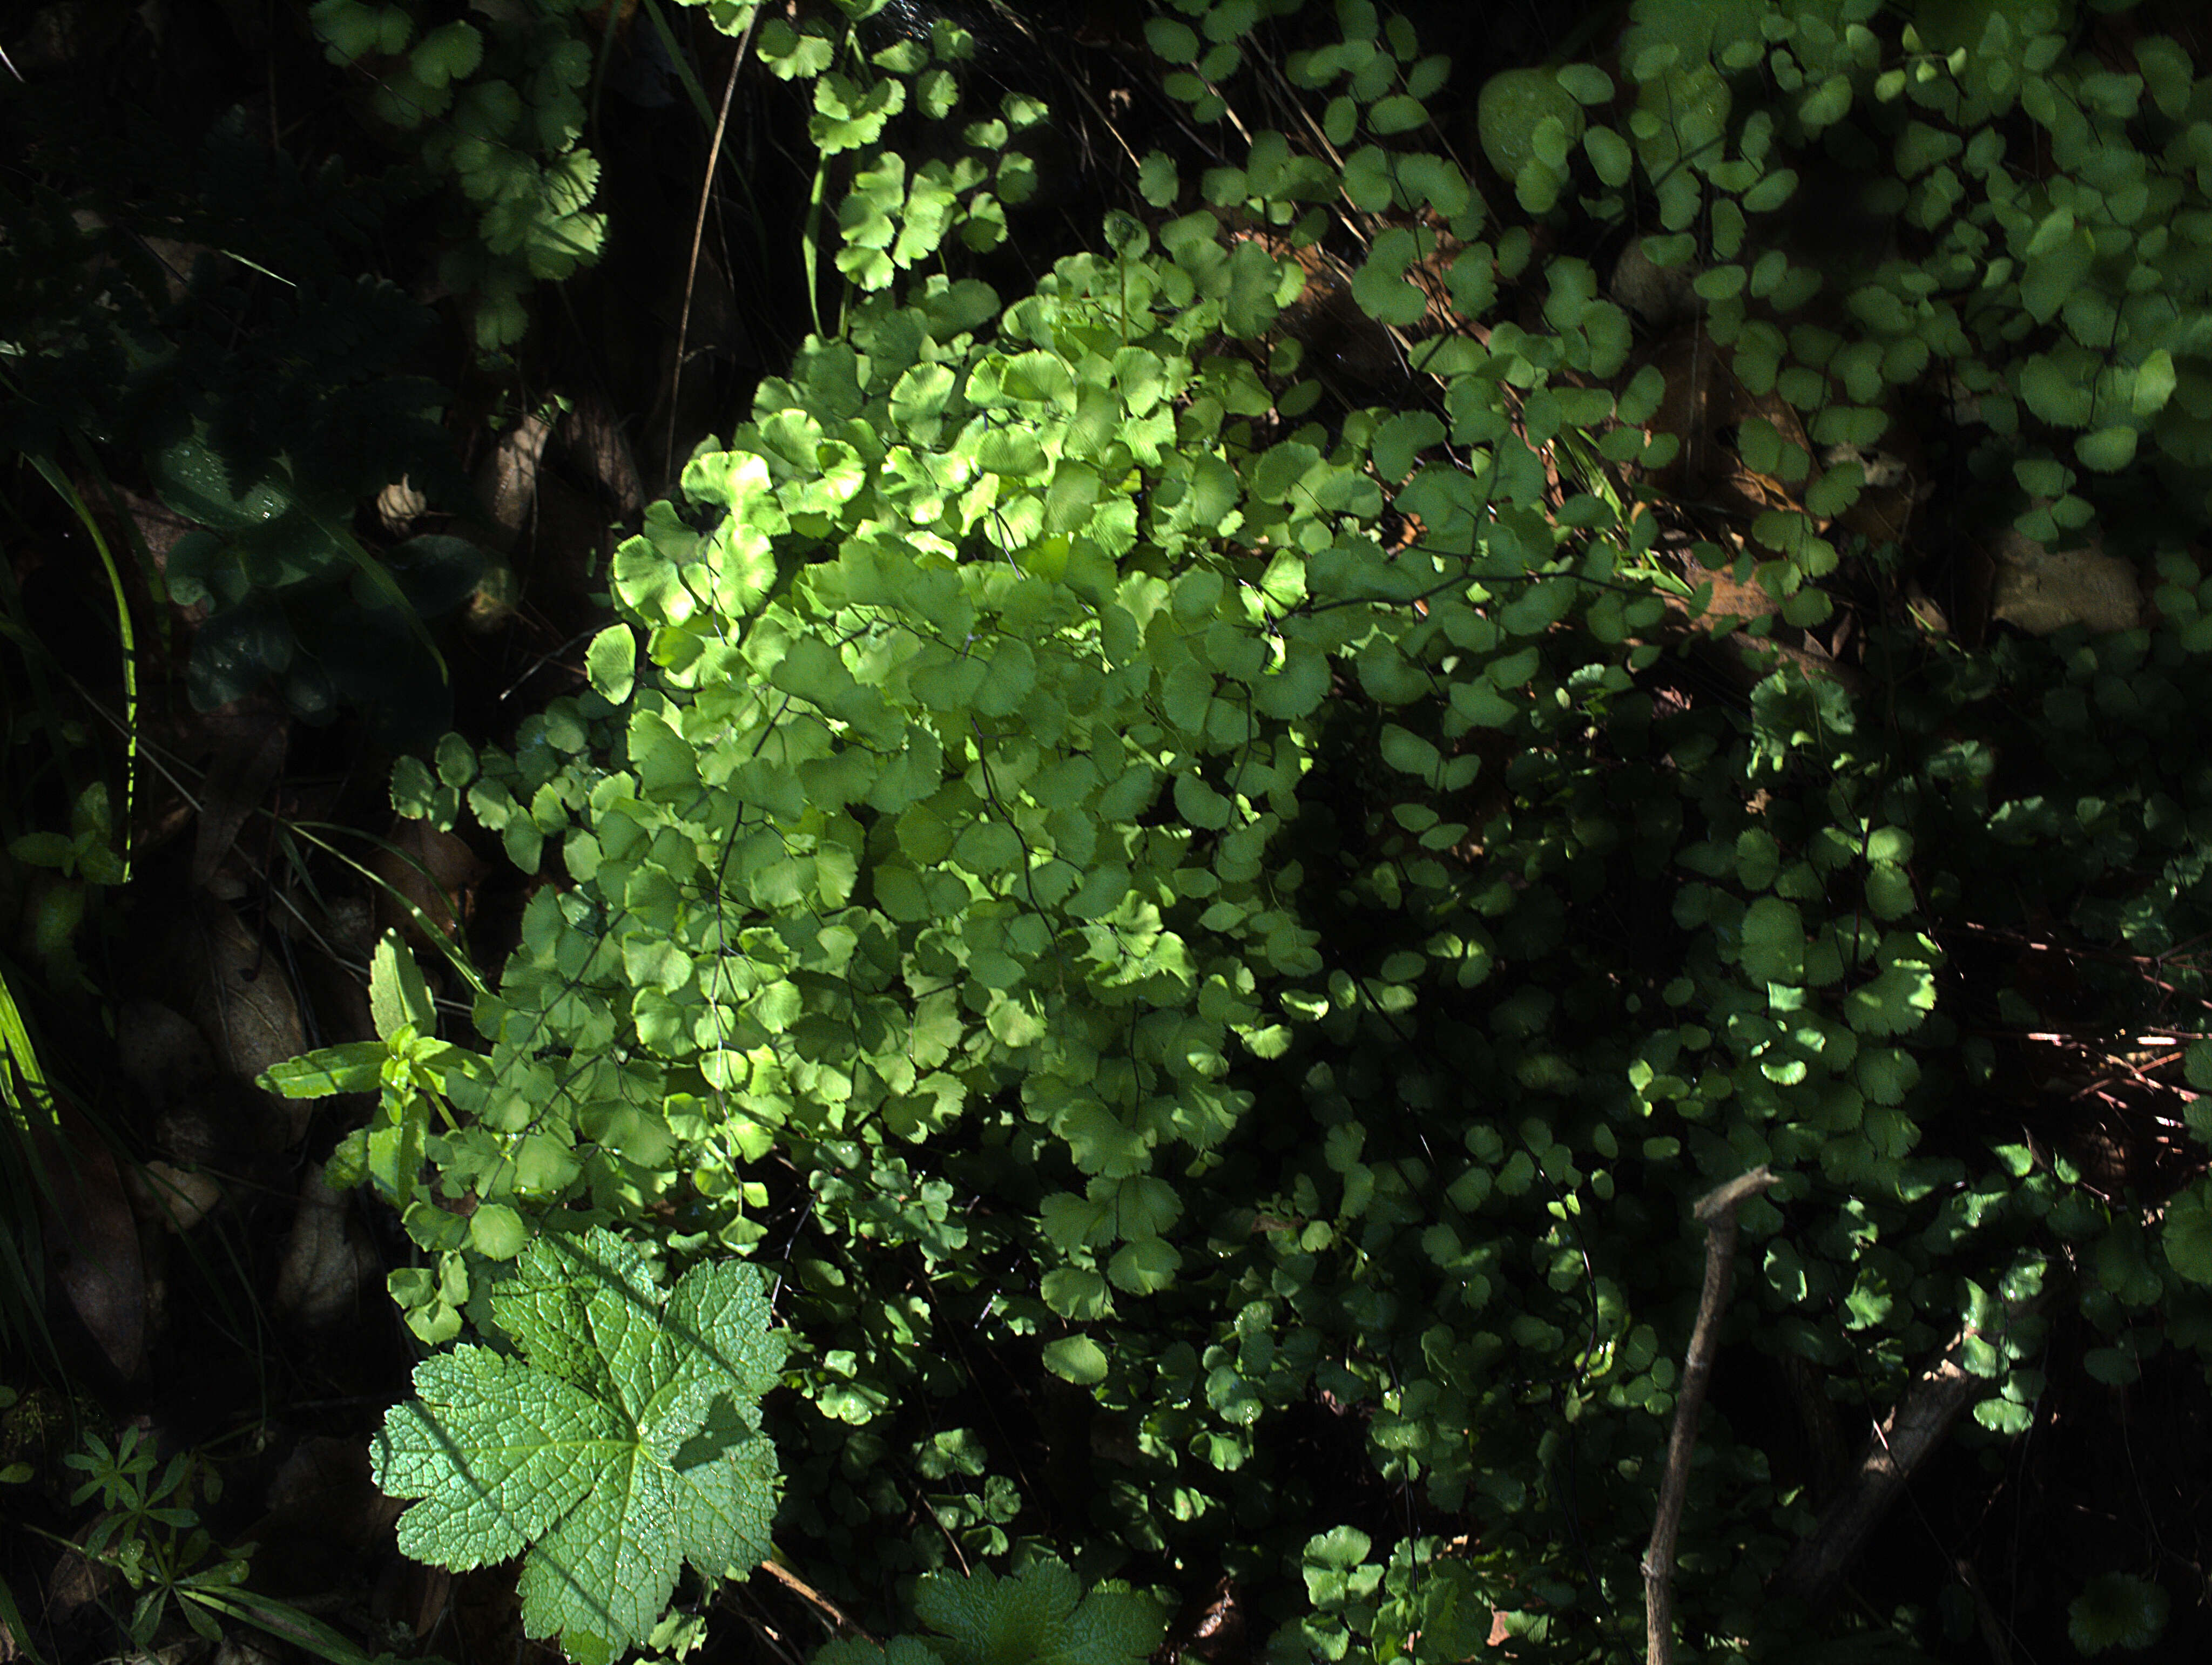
[757,1558,877,1646]
[1643,1165,1778,1665]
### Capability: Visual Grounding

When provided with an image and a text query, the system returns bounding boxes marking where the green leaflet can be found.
[372,1228,785,1663]
[2163,1183,2212,1285]
[813,1559,1162,1665]
[2068,1572,2170,1655]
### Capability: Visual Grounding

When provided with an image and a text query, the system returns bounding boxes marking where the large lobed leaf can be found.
[372,1227,784,1663]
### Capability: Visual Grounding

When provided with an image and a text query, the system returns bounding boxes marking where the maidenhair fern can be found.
[285,0,2212,1659]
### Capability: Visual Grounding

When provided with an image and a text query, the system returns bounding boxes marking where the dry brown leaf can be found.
[135,696,303,865]
[561,395,646,522]
[1823,423,1930,546]
[514,467,619,641]
[475,412,554,549]
[1271,241,1405,387]
[372,818,487,949]
[273,1170,378,1328]
[262,1435,402,1545]
[35,1108,145,1379]
[1680,550,1784,629]
[116,999,215,1108]
[163,897,312,1147]
[245,1434,403,1600]
[451,1566,568,1665]
[45,1533,114,1627]
[190,713,289,896]
[1610,239,1701,328]
[1643,326,1733,500]
[1172,1576,1246,1663]
[1643,324,1821,525]
[1988,512,2142,635]
[210,1635,282,1665]
[377,477,430,534]
[1732,384,1819,511]
[137,234,217,302]
[126,1160,222,1233]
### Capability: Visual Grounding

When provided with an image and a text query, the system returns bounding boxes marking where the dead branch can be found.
[1768,1297,2042,1610]
[1644,1165,1778,1665]
[757,1557,877,1646]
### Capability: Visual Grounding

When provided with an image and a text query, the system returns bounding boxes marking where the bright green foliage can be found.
[1478,69,1585,193]
[814,1559,1163,1665]
[1535,0,2212,553]
[8,782,126,889]
[2166,1181,2212,1285]
[373,1227,784,1664]
[1290,1528,1522,1663]
[284,0,2212,1659]
[260,932,500,1342]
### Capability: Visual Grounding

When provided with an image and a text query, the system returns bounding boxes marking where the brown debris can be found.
[370,818,488,952]
[1987,512,2142,636]
[160,898,312,1149]
[272,1171,379,1329]
[35,1107,145,1380]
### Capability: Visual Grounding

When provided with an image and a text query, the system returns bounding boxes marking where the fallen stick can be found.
[757,1556,878,1646]
[1644,1165,1779,1665]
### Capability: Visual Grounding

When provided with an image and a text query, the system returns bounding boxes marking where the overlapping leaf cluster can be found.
[1460,0,2212,625]
[308,0,609,350]
[343,0,2212,1657]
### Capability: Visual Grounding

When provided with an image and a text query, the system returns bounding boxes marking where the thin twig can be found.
[757,1558,876,1645]
[1643,1165,1777,1665]
[666,11,759,488]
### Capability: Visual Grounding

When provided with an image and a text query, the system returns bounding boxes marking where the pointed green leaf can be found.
[370,931,437,1040]
[259,1041,392,1098]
